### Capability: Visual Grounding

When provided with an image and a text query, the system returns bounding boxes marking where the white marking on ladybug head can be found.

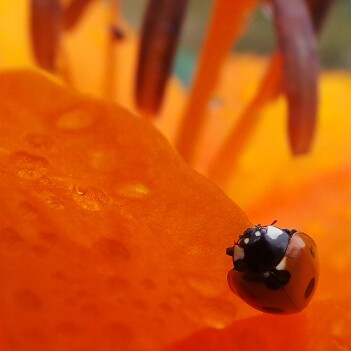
[233,245,244,262]
[266,226,284,240]
[255,231,261,237]
[275,256,287,270]
[244,238,249,244]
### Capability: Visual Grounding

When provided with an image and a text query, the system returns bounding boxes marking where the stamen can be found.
[63,0,95,31]
[307,0,336,32]
[208,0,334,184]
[272,0,319,155]
[135,0,189,117]
[175,0,258,164]
[207,53,283,185]
[30,0,62,72]
[103,0,120,101]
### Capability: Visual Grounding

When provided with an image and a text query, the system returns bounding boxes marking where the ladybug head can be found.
[232,225,291,273]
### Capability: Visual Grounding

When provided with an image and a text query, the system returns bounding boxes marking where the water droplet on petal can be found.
[72,187,108,212]
[0,146,9,156]
[56,321,80,336]
[74,185,87,195]
[140,278,156,290]
[30,244,49,256]
[101,322,133,348]
[23,329,46,343]
[80,303,100,318]
[93,238,130,262]
[0,228,23,251]
[74,196,100,211]
[14,289,42,311]
[203,315,229,329]
[38,231,60,245]
[90,151,105,169]
[92,238,130,275]
[45,195,65,210]
[18,201,38,220]
[188,276,222,297]
[114,182,150,199]
[25,133,54,152]
[159,302,173,313]
[201,298,237,329]
[56,108,96,130]
[105,276,130,292]
[11,152,49,180]
[52,271,69,282]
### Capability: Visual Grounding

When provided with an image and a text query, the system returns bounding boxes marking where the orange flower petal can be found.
[0,70,250,350]
[167,298,351,350]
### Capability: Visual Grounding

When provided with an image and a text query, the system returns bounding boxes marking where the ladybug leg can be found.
[283,228,297,236]
[264,268,291,290]
[226,247,234,257]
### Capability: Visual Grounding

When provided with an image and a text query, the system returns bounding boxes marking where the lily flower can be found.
[1,1,350,350]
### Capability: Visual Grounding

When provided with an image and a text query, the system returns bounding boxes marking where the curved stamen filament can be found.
[208,53,283,185]
[63,0,95,31]
[103,0,120,101]
[30,0,62,72]
[307,0,336,32]
[273,0,319,154]
[175,0,258,164]
[135,0,189,117]
[208,0,335,184]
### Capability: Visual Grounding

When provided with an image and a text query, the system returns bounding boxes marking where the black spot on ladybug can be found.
[304,277,315,299]
[310,245,316,258]
[264,269,291,290]
[261,306,285,314]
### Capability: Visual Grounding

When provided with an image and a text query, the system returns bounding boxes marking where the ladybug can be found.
[226,221,319,314]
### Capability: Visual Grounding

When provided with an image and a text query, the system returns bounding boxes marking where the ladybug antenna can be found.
[261,219,278,227]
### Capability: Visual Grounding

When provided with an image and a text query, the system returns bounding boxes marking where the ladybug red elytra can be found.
[226,222,319,314]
